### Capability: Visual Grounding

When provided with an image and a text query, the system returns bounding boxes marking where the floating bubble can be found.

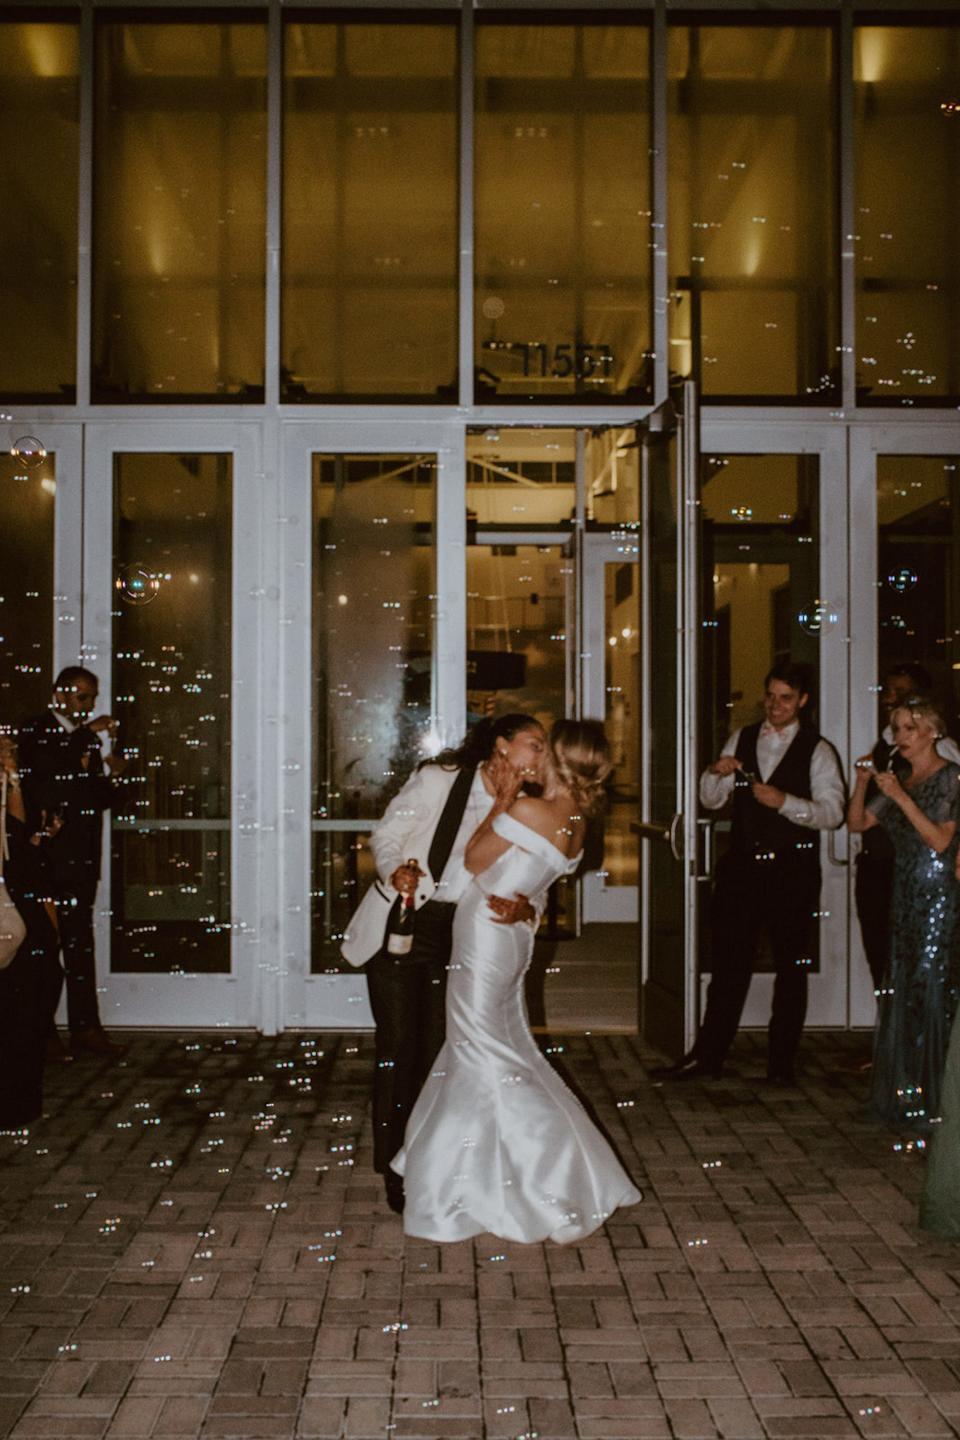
[10,436,46,471]
[797,600,838,636]
[115,563,161,607]
[887,567,918,593]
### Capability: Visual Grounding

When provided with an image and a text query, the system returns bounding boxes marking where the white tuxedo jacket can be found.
[340,763,465,967]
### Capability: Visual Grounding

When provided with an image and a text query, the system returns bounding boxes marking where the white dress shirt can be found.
[432,767,495,903]
[699,720,845,830]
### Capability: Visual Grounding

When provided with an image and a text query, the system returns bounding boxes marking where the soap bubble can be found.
[887,567,918,593]
[797,600,838,636]
[115,563,161,606]
[10,436,46,472]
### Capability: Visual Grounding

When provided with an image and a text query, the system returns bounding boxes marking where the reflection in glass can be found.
[312,829,374,975]
[604,559,639,891]
[0,453,55,721]
[475,18,651,403]
[701,454,820,752]
[876,456,960,727]
[466,543,571,732]
[587,429,640,525]
[312,454,435,823]
[668,23,838,400]
[283,19,458,401]
[111,454,232,974]
[699,453,821,975]
[93,19,267,402]
[0,22,79,400]
[855,27,960,404]
[467,429,575,527]
[466,539,575,940]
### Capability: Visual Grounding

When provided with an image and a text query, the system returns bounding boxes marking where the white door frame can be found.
[82,421,266,1029]
[279,420,465,1030]
[848,420,960,1027]
[699,417,850,1029]
[581,531,639,923]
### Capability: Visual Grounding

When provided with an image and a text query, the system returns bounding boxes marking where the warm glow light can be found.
[337,594,348,606]
[856,30,888,85]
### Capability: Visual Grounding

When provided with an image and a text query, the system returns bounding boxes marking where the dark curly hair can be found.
[422,713,544,770]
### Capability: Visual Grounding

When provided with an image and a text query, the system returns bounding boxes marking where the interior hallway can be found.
[1,1031,959,1440]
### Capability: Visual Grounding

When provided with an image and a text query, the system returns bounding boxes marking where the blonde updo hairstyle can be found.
[549,719,612,818]
[890,696,948,742]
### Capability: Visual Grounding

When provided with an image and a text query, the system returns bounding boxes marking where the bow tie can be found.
[760,723,788,740]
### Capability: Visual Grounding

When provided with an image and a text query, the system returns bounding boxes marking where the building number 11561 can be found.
[512,342,615,380]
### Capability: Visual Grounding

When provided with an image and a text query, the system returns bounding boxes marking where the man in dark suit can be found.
[651,662,844,1085]
[18,666,127,1058]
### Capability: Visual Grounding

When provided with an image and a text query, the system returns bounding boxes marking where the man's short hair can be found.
[763,660,811,697]
[885,661,933,693]
[53,665,98,692]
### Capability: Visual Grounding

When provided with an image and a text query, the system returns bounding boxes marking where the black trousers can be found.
[365,899,454,1175]
[54,881,102,1033]
[0,892,59,1126]
[854,849,894,993]
[695,851,821,1075]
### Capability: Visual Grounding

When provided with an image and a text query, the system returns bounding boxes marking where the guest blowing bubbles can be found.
[848,697,960,1133]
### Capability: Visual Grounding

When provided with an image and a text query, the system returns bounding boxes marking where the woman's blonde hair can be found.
[549,719,612,817]
[891,697,948,740]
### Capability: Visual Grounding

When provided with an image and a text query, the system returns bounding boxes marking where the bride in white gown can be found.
[391,720,642,1244]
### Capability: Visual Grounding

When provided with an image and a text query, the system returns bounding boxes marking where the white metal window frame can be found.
[82,421,267,1029]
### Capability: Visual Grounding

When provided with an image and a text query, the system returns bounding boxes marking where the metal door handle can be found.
[698,817,714,881]
[633,820,672,843]
[632,816,684,860]
[827,829,848,867]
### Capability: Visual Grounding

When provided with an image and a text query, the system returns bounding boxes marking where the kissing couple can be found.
[342,713,641,1244]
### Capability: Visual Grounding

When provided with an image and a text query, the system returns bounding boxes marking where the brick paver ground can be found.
[2,1031,959,1440]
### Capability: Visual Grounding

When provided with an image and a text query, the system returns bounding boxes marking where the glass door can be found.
[83,423,261,1028]
[699,419,849,1034]
[850,424,960,1027]
[280,422,463,1029]
[639,391,701,1058]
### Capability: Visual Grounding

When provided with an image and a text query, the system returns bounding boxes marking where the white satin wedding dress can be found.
[391,811,642,1244]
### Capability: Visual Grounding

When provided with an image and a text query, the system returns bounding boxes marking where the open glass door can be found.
[640,383,700,1059]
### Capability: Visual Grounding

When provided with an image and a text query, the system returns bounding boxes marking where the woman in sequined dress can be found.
[848,698,960,1134]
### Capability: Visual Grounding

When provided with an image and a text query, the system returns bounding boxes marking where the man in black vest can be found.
[651,662,844,1085]
[341,714,547,1212]
[18,666,127,1059]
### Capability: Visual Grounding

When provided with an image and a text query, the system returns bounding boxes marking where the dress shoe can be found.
[70,1027,125,1059]
[648,1055,723,1082]
[384,1175,405,1214]
[45,1031,73,1063]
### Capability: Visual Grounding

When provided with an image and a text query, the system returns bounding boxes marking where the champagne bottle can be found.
[386,863,417,956]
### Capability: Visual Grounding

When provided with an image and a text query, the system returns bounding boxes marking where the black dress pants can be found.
[55,881,102,1034]
[854,848,894,994]
[0,891,59,1126]
[695,851,821,1076]
[365,899,454,1175]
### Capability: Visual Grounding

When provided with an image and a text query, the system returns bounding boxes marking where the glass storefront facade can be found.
[2,0,958,1033]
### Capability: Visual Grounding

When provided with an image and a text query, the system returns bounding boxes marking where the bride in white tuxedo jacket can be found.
[392,720,642,1245]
